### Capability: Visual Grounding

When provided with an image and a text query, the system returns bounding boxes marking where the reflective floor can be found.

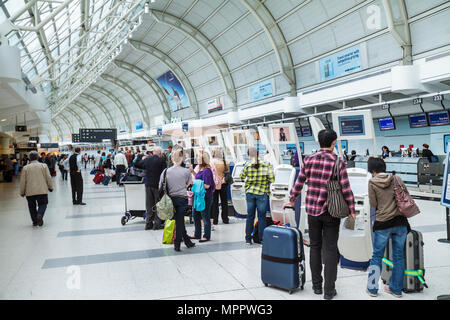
[1,168,449,300]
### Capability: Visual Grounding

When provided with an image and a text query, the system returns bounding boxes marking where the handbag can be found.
[327,156,350,219]
[392,175,420,218]
[222,153,233,185]
[156,169,174,221]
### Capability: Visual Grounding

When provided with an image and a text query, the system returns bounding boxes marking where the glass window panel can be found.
[4,0,26,18]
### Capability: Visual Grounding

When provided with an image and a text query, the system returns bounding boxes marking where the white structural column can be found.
[149,10,237,111]
[79,93,116,128]
[113,59,173,121]
[73,101,100,128]
[382,0,412,65]
[90,84,132,133]
[128,40,200,119]
[100,74,151,129]
[66,108,86,129]
[241,0,296,95]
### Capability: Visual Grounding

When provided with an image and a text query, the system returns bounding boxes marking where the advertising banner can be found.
[119,124,127,133]
[135,121,144,131]
[207,97,223,113]
[249,79,274,102]
[157,71,190,112]
[320,45,362,81]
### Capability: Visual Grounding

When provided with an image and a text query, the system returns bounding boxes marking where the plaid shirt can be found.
[240,159,274,195]
[289,149,355,216]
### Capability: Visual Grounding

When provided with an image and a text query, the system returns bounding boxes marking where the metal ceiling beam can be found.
[79,93,115,128]
[241,0,296,96]
[56,113,74,134]
[90,84,132,133]
[149,10,237,111]
[382,0,412,65]
[128,40,200,119]
[100,74,150,130]
[73,100,99,128]
[51,119,64,141]
[65,108,86,129]
[113,59,172,121]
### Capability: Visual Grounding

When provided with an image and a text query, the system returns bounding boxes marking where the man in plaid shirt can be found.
[283,129,356,300]
[240,147,274,245]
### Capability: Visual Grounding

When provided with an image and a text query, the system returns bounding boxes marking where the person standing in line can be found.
[192,150,215,243]
[38,152,46,163]
[135,146,166,230]
[83,153,89,169]
[58,154,68,181]
[283,129,356,300]
[94,150,101,169]
[125,150,133,168]
[19,151,53,227]
[103,154,113,177]
[114,149,127,185]
[240,147,274,246]
[69,147,85,205]
[211,148,230,225]
[366,157,410,298]
[160,149,196,252]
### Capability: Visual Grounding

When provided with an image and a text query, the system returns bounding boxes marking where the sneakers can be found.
[246,240,252,246]
[313,287,323,295]
[384,285,402,298]
[366,288,378,297]
[37,215,43,227]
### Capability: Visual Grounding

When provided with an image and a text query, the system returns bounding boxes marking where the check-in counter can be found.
[353,156,444,186]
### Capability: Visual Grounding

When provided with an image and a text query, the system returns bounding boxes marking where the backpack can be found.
[156,169,174,221]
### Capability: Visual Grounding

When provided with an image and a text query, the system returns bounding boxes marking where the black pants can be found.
[70,172,83,204]
[60,169,68,180]
[115,165,126,185]
[26,194,48,223]
[211,185,229,224]
[145,186,162,227]
[172,197,190,246]
[308,211,341,295]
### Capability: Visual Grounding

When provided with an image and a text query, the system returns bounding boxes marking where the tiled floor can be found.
[0,168,449,300]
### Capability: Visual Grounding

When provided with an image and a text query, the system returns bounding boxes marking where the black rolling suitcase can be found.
[261,206,306,294]
[381,230,428,293]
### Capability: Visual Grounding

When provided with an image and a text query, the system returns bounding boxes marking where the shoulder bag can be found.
[327,156,350,218]
[392,175,420,218]
[156,169,174,221]
[223,153,234,185]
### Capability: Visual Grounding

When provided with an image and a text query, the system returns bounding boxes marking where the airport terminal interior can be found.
[1,0,450,301]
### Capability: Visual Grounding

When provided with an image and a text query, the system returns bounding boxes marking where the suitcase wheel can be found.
[382,280,386,284]
[288,290,293,295]
[121,216,127,226]
[264,283,268,287]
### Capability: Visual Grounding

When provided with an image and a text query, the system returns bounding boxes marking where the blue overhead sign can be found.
[320,45,362,81]
[182,122,189,133]
[157,128,163,137]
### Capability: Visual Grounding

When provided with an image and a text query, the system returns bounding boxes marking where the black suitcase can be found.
[381,230,428,293]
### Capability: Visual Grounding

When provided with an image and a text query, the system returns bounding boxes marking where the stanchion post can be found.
[438,207,450,244]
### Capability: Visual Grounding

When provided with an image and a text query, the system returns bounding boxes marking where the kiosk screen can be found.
[338,115,365,136]
[233,165,244,178]
[348,175,369,196]
[274,169,292,184]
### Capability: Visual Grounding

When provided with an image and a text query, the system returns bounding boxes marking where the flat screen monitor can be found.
[409,113,428,128]
[301,127,312,137]
[378,117,396,131]
[274,169,292,184]
[338,115,365,136]
[428,110,449,126]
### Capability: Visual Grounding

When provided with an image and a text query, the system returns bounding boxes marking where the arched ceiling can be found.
[1,0,449,139]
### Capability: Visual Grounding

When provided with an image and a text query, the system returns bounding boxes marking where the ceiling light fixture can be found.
[1,119,6,122]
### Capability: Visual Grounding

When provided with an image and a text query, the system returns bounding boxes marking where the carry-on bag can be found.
[261,206,306,294]
[392,175,420,218]
[93,172,104,184]
[102,175,111,186]
[162,219,175,244]
[381,230,427,293]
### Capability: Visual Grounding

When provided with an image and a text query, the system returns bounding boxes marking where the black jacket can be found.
[69,154,79,172]
[135,155,166,188]
[422,149,434,162]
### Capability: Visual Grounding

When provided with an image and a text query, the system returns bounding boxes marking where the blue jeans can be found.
[194,195,213,240]
[245,193,268,242]
[367,226,407,295]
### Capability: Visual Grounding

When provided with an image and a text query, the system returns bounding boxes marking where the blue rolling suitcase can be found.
[261,207,306,294]
[102,175,111,186]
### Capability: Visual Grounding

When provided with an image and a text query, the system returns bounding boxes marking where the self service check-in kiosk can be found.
[268,123,300,226]
[332,109,377,270]
[228,128,257,217]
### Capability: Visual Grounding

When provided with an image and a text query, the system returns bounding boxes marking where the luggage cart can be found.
[121,179,146,225]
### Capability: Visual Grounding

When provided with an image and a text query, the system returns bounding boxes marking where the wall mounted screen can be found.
[301,127,312,137]
[409,113,428,128]
[378,117,396,131]
[338,115,365,136]
[428,110,449,126]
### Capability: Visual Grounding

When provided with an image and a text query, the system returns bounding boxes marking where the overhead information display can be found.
[72,134,80,143]
[428,110,449,126]
[409,113,428,128]
[40,143,59,149]
[79,129,116,142]
[378,117,396,131]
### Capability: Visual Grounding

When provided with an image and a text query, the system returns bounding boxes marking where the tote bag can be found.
[156,169,174,221]
[327,156,350,218]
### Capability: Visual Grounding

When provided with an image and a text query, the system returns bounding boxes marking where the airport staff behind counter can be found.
[421,144,434,162]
